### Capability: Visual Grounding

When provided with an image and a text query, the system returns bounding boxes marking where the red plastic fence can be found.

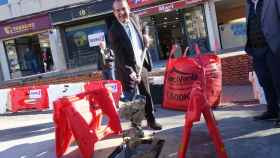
[84,80,123,106]
[163,44,222,111]
[9,85,49,112]
[194,45,222,107]
[53,85,122,158]
[162,44,226,157]
[178,78,228,158]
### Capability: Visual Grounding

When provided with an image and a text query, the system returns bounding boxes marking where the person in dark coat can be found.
[98,41,115,80]
[245,0,280,124]
[109,0,162,130]
[24,47,39,74]
[42,48,53,72]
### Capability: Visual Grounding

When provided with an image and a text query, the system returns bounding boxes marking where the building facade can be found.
[0,0,250,84]
[215,0,246,51]
[0,13,54,80]
[49,0,114,69]
[132,0,220,64]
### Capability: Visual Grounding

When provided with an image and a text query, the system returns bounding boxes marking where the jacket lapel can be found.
[116,21,131,46]
[114,20,138,66]
[130,17,144,49]
[261,0,270,23]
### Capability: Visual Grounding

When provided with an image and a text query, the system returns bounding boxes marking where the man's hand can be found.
[143,34,152,48]
[129,71,141,83]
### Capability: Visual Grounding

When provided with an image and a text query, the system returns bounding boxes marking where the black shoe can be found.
[253,112,278,121]
[147,121,162,130]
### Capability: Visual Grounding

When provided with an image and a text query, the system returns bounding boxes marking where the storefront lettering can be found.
[135,0,202,16]
[88,32,105,47]
[167,91,189,101]
[158,4,175,12]
[167,67,198,85]
[79,9,87,17]
[4,23,35,35]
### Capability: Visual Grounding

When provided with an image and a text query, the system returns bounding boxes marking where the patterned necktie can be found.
[125,23,132,40]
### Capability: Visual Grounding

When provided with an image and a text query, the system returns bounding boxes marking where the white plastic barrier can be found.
[149,76,164,85]
[0,83,85,113]
[249,72,267,104]
[48,83,85,109]
[0,89,10,114]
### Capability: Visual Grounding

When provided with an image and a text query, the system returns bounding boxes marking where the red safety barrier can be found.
[9,85,49,112]
[163,44,202,111]
[84,80,123,106]
[178,79,228,158]
[53,87,122,158]
[163,44,222,111]
[194,45,222,107]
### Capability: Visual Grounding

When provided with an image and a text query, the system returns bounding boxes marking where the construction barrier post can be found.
[54,81,123,158]
[178,82,228,158]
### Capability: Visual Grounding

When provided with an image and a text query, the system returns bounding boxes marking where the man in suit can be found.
[109,0,162,130]
[245,0,280,123]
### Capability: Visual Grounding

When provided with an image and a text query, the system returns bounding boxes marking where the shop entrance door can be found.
[151,10,187,60]
[141,5,209,63]
[183,6,209,54]
[15,36,43,76]
[4,32,54,79]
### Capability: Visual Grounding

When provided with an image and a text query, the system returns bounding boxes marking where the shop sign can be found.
[0,15,51,39]
[50,1,113,25]
[88,32,105,47]
[158,3,175,12]
[79,9,88,17]
[72,7,89,19]
[136,0,204,16]
[4,23,35,35]
[29,89,42,99]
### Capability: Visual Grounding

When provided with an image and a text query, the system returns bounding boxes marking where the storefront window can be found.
[64,21,107,68]
[141,5,209,63]
[215,0,246,51]
[5,40,21,78]
[38,32,54,72]
[144,9,187,61]
[4,32,54,79]
[184,6,209,54]
[219,19,246,50]
[141,16,160,62]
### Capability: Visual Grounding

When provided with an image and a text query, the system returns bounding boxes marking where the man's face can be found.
[113,1,130,24]
[99,41,106,49]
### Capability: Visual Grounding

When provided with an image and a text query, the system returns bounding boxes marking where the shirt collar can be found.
[120,20,131,27]
[251,0,258,4]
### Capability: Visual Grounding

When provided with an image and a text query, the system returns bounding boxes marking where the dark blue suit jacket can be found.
[245,0,280,56]
[109,14,152,91]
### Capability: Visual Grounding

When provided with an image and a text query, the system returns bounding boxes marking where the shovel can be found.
[118,48,149,136]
